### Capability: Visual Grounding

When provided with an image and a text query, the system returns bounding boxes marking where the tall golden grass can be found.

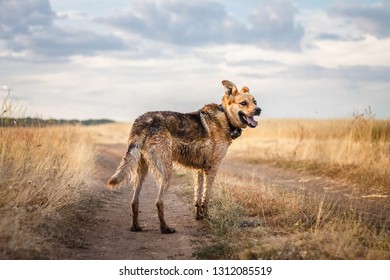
[0,125,96,258]
[228,117,390,194]
[195,175,390,260]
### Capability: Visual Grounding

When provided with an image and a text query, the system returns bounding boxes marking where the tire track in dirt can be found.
[61,144,207,260]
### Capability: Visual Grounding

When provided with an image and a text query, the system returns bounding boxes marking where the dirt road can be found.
[59,143,389,259]
[60,144,207,260]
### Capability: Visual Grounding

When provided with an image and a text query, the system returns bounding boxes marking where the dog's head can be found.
[221,80,261,129]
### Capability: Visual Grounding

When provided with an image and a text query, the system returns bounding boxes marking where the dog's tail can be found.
[107,138,143,190]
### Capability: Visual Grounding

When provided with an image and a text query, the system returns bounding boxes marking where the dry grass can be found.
[83,122,131,145]
[228,117,390,195]
[196,175,390,260]
[0,125,97,258]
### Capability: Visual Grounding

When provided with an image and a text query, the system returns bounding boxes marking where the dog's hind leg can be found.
[153,162,175,234]
[145,138,176,234]
[194,170,205,220]
[156,181,175,234]
[130,156,148,232]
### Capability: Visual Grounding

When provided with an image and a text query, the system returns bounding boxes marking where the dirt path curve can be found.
[220,157,390,229]
[64,144,206,260]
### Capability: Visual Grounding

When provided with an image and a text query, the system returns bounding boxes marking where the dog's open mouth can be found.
[239,112,258,128]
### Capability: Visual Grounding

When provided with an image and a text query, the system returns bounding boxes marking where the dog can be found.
[107,80,261,234]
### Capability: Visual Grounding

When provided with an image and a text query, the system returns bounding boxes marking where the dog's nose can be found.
[254,107,261,116]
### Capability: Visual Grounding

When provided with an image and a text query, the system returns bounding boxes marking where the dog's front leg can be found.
[194,170,205,220]
[200,167,218,219]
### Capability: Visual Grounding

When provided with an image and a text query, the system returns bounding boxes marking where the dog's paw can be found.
[196,213,204,220]
[201,205,209,218]
[195,204,209,220]
[130,224,143,232]
[195,206,205,220]
[161,226,176,234]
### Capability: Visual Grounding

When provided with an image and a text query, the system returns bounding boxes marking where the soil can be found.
[57,143,389,259]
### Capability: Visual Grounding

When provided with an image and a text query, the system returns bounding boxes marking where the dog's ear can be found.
[222,80,238,97]
[241,86,250,93]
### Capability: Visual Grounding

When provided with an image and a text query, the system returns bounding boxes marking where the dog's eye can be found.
[253,100,257,105]
[240,101,248,106]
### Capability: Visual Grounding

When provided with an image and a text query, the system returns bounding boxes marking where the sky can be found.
[0,0,389,121]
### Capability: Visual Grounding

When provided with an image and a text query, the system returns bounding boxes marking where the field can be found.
[0,115,389,259]
[228,116,390,195]
[0,125,99,258]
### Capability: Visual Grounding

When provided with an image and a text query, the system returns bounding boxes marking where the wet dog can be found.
[108,80,261,233]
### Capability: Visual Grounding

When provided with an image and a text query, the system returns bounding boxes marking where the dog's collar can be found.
[218,104,242,140]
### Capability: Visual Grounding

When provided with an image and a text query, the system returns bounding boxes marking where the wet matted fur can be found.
[108,80,261,234]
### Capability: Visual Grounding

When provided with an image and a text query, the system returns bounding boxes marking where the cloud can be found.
[1,0,305,60]
[99,0,246,45]
[6,26,125,58]
[0,0,54,38]
[0,0,125,59]
[329,2,390,38]
[248,0,304,50]
[316,33,346,41]
[282,65,390,83]
[100,0,304,50]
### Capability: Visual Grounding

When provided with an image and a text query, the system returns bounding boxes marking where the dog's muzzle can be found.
[254,107,262,116]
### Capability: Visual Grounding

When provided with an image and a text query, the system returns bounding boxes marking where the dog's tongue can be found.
[245,116,258,127]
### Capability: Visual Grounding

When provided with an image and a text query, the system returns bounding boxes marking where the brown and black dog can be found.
[108,80,261,233]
